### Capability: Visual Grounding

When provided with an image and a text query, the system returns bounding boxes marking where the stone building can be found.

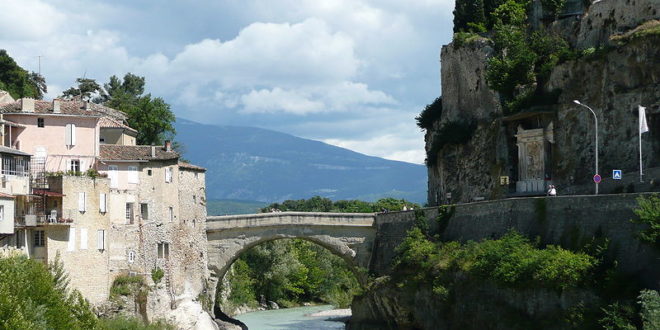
[0,96,209,323]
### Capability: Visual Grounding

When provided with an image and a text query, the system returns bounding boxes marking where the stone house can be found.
[0,96,208,313]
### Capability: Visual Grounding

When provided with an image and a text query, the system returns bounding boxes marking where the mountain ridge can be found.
[175,118,427,203]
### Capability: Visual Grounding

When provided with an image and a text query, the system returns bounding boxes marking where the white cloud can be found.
[0,0,445,166]
[170,19,359,88]
[323,129,425,164]
[0,0,65,40]
[241,88,324,115]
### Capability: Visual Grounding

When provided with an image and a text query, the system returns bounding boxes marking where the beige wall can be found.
[0,197,15,234]
[100,129,136,146]
[100,162,143,191]
[6,114,99,172]
[41,175,112,304]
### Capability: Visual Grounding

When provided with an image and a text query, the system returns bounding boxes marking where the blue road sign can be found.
[613,170,622,180]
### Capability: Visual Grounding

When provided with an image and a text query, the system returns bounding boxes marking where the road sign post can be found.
[593,174,602,184]
[612,170,622,180]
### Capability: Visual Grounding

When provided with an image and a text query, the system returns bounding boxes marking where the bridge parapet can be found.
[207,212,375,231]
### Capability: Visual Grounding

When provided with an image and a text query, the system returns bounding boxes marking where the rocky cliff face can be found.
[427,1,660,204]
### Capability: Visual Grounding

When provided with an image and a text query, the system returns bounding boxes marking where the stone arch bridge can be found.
[206,212,377,288]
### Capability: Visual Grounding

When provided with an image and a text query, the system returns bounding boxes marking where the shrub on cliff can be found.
[631,194,660,248]
[394,229,596,291]
[416,97,442,130]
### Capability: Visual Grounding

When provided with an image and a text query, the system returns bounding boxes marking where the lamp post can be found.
[573,100,599,195]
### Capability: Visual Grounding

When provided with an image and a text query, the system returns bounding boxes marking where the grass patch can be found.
[611,20,660,45]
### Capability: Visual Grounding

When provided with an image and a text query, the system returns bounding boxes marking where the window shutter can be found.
[97,230,105,250]
[67,228,76,251]
[100,193,107,213]
[66,159,72,172]
[80,159,86,172]
[165,167,172,183]
[78,192,86,212]
[70,124,76,146]
[80,228,88,249]
[65,124,71,145]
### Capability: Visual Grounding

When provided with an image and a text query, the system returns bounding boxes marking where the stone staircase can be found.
[164,263,177,309]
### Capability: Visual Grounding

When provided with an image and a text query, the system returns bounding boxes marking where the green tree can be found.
[0,254,98,329]
[61,77,104,101]
[102,73,176,145]
[453,0,487,32]
[631,194,660,247]
[0,50,45,99]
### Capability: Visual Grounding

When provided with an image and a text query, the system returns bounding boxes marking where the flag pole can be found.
[640,115,643,183]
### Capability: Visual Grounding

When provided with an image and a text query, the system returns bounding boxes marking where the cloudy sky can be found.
[0,0,455,164]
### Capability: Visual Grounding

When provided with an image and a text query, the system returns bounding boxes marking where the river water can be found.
[234,305,346,329]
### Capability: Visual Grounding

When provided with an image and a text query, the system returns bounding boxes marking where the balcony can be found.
[15,210,77,227]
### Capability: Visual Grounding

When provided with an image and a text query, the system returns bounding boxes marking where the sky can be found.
[0,0,455,164]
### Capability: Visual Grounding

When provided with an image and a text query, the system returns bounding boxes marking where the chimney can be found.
[52,99,61,113]
[151,146,156,158]
[85,101,91,111]
[21,98,35,113]
[165,140,172,152]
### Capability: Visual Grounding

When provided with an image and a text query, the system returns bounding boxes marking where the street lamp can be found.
[573,100,599,195]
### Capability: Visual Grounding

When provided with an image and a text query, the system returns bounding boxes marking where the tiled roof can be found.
[100,145,179,161]
[99,117,137,133]
[178,161,206,172]
[0,99,127,120]
[0,192,15,199]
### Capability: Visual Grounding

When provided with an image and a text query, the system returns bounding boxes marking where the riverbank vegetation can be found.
[386,211,660,328]
[220,197,418,313]
[222,239,361,312]
[0,251,174,329]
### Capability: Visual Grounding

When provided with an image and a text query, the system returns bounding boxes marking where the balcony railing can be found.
[15,210,77,227]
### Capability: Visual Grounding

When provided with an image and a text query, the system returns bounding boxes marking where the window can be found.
[78,192,86,212]
[97,230,105,250]
[69,159,80,172]
[37,118,44,128]
[65,123,76,146]
[147,169,152,176]
[0,205,4,222]
[99,193,107,213]
[128,166,139,184]
[34,230,45,247]
[108,165,118,188]
[80,228,88,249]
[67,228,76,251]
[157,242,170,259]
[125,203,134,224]
[128,250,135,263]
[193,195,196,204]
[168,207,174,222]
[165,167,172,183]
[140,203,148,220]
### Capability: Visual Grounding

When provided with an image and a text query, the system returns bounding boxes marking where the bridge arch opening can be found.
[212,237,364,317]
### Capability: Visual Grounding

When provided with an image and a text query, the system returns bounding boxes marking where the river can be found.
[234,305,347,329]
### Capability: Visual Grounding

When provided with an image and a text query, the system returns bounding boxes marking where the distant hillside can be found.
[176,118,427,204]
[207,199,268,216]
